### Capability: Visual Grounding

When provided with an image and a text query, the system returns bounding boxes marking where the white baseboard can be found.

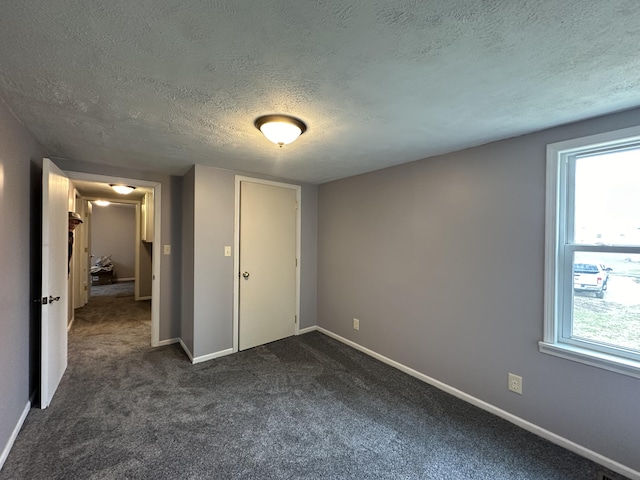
[298,326,318,335]
[179,339,233,364]
[0,401,30,470]
[136,296,151,301]
[317,327,639,480]
[192,348,233,364]
[178,327,317,364]
[156,337,180,347]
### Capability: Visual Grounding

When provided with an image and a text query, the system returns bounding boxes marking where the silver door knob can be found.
[242,272,250,279]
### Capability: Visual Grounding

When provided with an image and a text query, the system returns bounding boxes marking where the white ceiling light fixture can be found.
[255,114,307,147]
[94,200,110,207]
[110,184,136,195]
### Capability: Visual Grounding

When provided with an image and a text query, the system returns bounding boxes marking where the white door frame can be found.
[65,171,162,347]
[82,196,144,300]
[76,198,90,308]
[233,175,301,353]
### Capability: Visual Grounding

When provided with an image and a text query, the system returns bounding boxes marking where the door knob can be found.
[49,295,61,303]
[242,272,250,279]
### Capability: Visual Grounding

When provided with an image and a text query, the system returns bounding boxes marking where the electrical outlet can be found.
[508,373,522,395]
[353,318,360,330]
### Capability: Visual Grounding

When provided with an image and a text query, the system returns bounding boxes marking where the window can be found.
[540,126,640,378]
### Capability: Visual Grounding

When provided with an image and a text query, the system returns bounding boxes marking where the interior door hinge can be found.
[295,258,298,267]
[295,315,297,324]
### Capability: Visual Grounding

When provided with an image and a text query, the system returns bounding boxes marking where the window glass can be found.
[573,149,640,246]
[571,251,640,354]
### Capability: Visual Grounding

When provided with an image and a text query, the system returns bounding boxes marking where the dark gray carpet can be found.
[91,281,135,298]
[1,292,627,479]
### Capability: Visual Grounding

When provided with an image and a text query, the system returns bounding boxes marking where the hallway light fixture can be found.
[110,184,136,195]
[254,114,307,147]
[94,200,110,207]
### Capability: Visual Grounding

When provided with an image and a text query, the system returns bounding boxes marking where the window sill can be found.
[539,341,640,379]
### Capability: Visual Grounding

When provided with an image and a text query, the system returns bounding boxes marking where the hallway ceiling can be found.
[1,1,639,184]
[72,179,148,202]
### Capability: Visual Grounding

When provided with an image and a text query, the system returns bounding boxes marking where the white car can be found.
[573,263,611,298]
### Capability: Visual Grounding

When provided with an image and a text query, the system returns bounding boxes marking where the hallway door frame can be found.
[65,171,162,347]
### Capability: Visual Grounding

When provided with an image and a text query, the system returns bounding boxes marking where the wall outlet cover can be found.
[508,373,523,395]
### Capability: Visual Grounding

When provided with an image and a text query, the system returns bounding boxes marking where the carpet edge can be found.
[316,326,640,480]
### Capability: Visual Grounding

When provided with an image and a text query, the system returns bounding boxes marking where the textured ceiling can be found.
[1,1,639,184]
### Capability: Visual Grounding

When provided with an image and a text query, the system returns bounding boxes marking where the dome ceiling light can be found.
[254,114,307,147]
[110,184,136,195]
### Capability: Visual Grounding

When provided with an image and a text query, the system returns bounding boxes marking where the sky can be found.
[574,147,640,245]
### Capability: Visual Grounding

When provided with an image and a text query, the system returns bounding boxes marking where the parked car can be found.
[573,263,611,298]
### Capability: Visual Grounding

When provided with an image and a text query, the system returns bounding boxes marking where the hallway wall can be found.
[91,204,136,279]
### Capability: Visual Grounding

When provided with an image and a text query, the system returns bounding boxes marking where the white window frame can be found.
[540,125,640,379]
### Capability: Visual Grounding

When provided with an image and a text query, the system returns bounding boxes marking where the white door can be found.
[239,181,297,351]
[41,158,69,408]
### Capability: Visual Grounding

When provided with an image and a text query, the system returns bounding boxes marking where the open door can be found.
[41,158,69,408]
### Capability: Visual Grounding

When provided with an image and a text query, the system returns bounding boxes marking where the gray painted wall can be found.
[181,167,195,355]
[91,204,136,279]
[317,107,640,472]
[192,165,235,358]
[53,159,182,342]
[182,165,318,359]
[138,241,152,298]
[300,184,318,330]
[0,100,46,458]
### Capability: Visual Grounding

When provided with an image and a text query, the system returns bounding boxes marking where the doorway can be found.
[40,161,163,408]
[89,201,137,298]
[233,176,301,351]
[66,171,162,347]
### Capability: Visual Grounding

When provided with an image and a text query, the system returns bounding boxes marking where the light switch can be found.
[224,246,232,257]
[163,245,171,255]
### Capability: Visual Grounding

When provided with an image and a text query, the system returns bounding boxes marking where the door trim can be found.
[233,176,301,352]
[65,171,162,347]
